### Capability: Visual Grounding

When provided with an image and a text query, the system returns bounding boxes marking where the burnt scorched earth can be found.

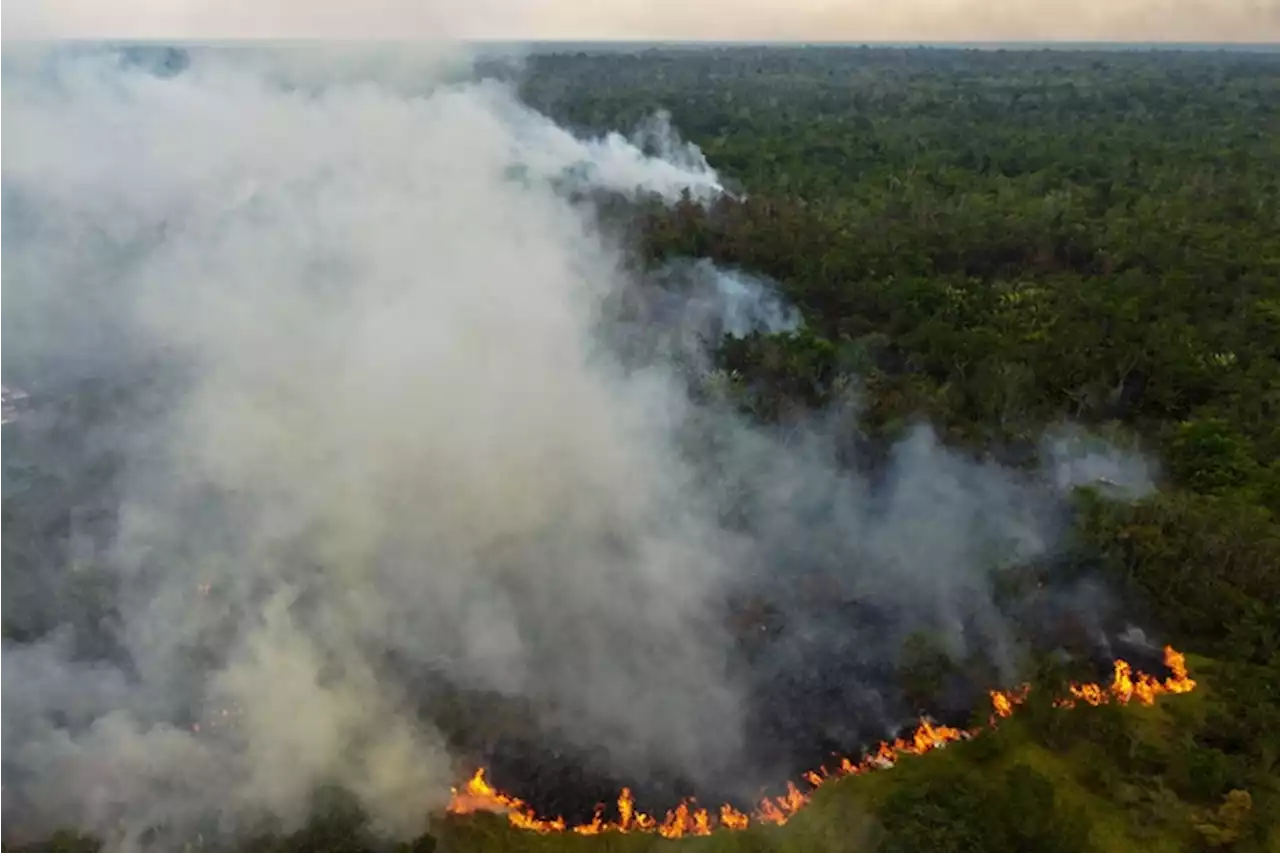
[420,567,1167,826]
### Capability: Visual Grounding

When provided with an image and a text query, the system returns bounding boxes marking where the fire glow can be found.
[446,645,1196,838]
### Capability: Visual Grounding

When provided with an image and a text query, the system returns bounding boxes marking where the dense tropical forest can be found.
[7,44,1280,853]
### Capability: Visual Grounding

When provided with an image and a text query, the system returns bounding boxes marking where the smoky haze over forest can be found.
[3,0,1278,43]
[2,43,1164,852]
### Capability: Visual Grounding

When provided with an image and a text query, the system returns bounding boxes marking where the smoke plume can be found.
[2,44,1153,851]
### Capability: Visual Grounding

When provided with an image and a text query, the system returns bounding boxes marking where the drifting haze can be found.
[3,0,1278,43]
[3,43,1155,852]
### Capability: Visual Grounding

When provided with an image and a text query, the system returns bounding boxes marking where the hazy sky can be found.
[4,0,1278,42]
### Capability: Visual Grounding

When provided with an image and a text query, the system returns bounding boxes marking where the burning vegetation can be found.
[446,646,1196,839]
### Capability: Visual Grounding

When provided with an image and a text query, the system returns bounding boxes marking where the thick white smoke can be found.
[1,44,1154,852]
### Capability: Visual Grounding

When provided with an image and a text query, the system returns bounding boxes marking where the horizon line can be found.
[4,36,1275,57]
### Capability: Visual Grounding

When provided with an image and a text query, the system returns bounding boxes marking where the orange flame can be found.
[1054,645,1197,710]
[447,645,1196,837]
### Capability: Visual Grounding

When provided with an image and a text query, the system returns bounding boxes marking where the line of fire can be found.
[445,646,1196,839]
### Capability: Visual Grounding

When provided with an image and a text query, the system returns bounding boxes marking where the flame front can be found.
[446,645,1196,837]
[1054,645,1197,709]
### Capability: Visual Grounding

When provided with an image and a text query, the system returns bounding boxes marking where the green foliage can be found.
[876,762,1093,853]
[1075,491,1280,664]
[1166,418,1261,496]
[1194,790,1254,850]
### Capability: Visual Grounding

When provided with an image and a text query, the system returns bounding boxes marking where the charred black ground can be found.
[426,572,1175,824]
